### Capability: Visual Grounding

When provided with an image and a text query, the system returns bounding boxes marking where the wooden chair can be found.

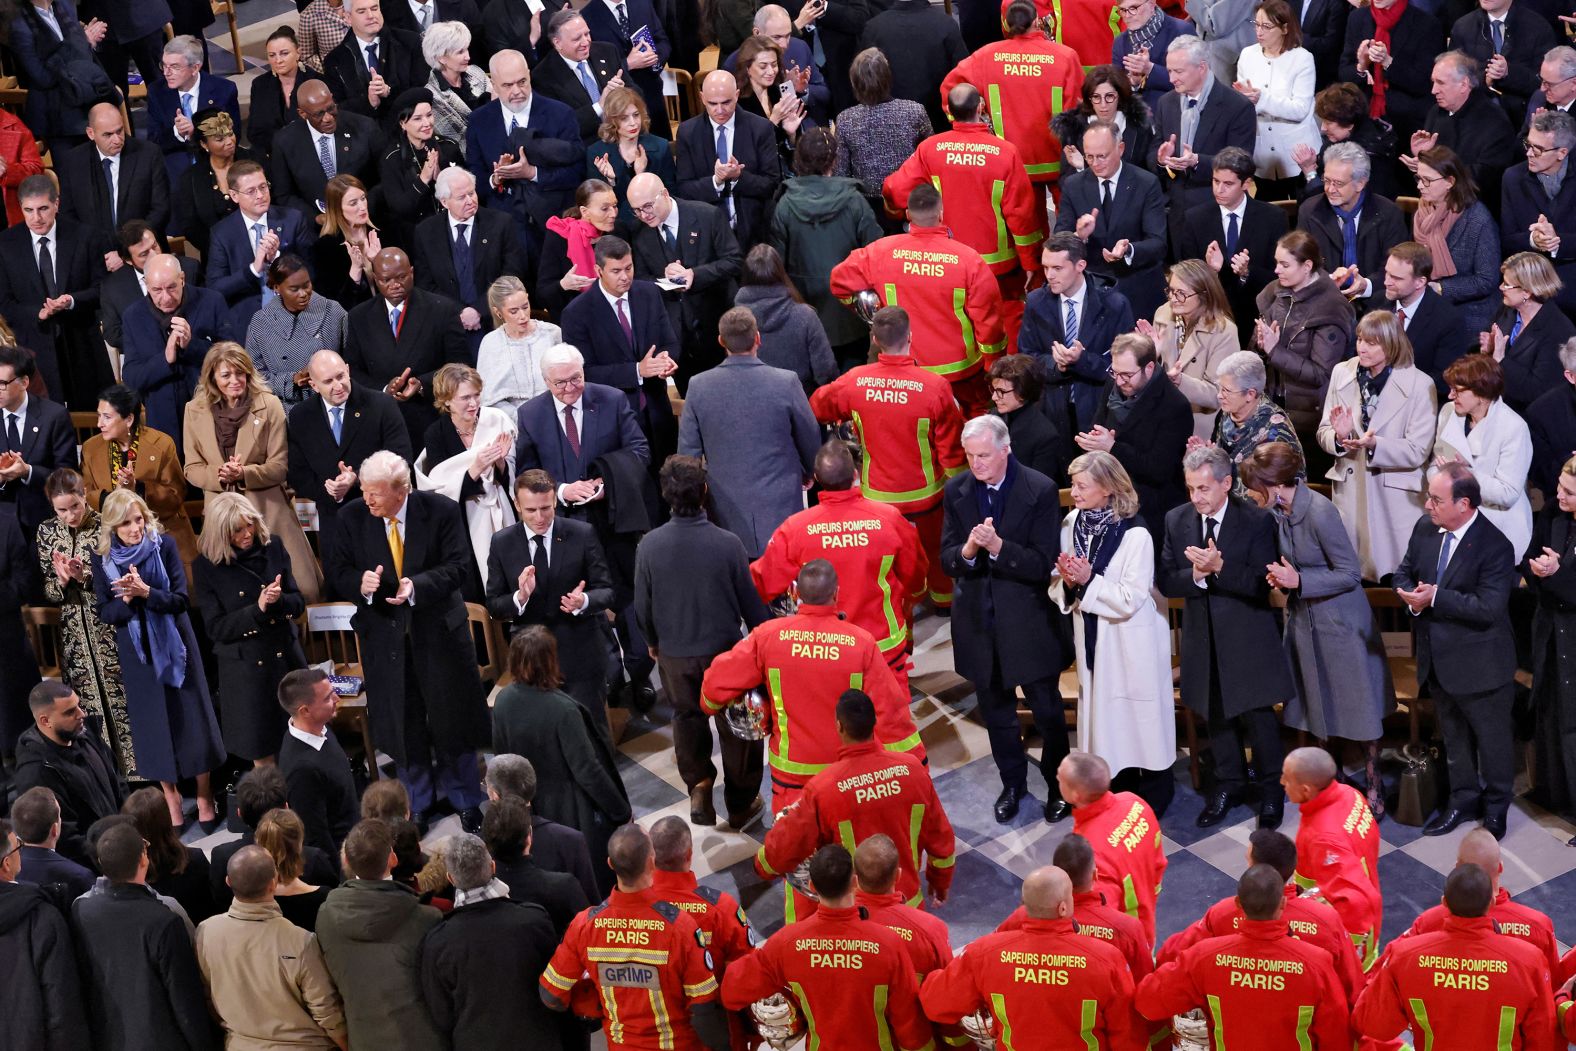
[1271,199,1299,224]
[302,602,380,779]
[211,1,245,75]
[1366,586,1423,747]
[1397,196,1420,219]
[70,412,99,447]
[664,68,695,139]
[466,602,507,686]
[21,606,64,680]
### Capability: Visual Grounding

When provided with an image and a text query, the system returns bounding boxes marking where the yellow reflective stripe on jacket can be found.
[1079,999,1100,1051]
[768,667,792,771]
[1206,994,1226,1051]
[1294,1005,1314,1051]
[991,993,1015,1050]
[851,410,947,504]
[875,553,907,651]
[649,988,675,1050]
[755,845,779,877]
[791,981,821,1051]
[1408,998,1435,1051]
[542,963,576,991]
[982,179,1013,264]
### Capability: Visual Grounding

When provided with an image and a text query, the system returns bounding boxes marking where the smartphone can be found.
[524,0,544,12]
[779,78,797,99]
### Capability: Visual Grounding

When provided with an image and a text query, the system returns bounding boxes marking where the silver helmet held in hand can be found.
[852,289,883,323]
[724,687,771,741]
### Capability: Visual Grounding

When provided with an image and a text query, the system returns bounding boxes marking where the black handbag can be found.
[1392,742,1444,827]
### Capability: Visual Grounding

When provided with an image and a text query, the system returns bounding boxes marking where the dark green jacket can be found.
[769,175,882,346]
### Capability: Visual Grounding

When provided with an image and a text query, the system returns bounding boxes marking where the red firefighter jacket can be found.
[940,38,1084,183]
[649,869,755,979]
[1072,791,1167,946]
[1401,887,1560,979]
[1293,780,1383,970]
[997,889,1154,983]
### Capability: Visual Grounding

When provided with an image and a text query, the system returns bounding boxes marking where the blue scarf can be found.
[1329,190,1367,269]
[106,532,187,688]
[1071,508,1132,667]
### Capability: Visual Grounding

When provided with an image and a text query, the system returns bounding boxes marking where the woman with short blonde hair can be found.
[424,20,492,155]
[1487,250,1576,412]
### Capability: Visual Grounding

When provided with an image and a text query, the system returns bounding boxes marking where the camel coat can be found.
[183,392,323,601]
[1152,304,1240,440]
[80,429,199,585]
[1315,361,1437,581]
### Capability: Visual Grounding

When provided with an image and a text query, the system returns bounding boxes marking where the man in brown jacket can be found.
[194,846,348,1050]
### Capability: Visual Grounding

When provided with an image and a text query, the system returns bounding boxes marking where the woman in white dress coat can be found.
[1315,310,1437,582]
[1232,0,1320,201]
[1050,450,1176,815]
[1432,353,1534,561]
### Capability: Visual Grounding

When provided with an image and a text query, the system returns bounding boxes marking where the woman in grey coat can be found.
[243,256,349,408]
[734,244,839,393]
[1242,441,1394,816]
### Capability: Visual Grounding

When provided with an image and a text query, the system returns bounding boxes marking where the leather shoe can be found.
[727,795,765,833]
[1482,814,1507,841]
[1257,794,1285,831]
[1421,807,1472,837]
[1196,789,1241,828]
[1043,799,1072,824]
[689,782,717,826]
[994,785,1028,824]
[459,807,484,834]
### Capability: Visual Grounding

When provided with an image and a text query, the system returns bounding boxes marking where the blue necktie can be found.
[1490,18,1504,53]
[1063,297,1079,346]
[102,157,116,225]
[577,60,600,102]
[330,405,344,444]
[180,92,194,117]
[389,305,402,335]
[453,223,477,306]
[253,223,276,304]
[364,42,380,75]
[1435,530,1453,584]
[317,133,336,179]
[1225,211,1239,259]
[1508,314,1524,344]
[714,123,728,165]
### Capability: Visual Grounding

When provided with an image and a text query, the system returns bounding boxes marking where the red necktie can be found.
[563,404,581,456]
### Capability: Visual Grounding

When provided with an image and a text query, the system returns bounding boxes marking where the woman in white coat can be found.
[1432,354,1534,561]
[1315,310,1437,582]
[1231,0,1320,201]
[1050,450,1176,815]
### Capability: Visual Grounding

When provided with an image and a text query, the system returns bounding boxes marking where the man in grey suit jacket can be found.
[677,307,820,558]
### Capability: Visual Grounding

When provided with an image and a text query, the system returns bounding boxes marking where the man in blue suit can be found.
[204,159,317,333]
[145,34,241,190]
[123,255,232,447]
[466,49,584,264]
[578,0,671,124]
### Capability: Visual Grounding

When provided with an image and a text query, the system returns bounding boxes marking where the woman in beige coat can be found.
[1315,311,1436,582]
[1138,259,1240,440]
[183,343,323,601]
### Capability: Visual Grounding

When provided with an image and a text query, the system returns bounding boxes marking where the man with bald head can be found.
[853,834,953,980]
[195,845,348,1050]
[1281,745,1384,972]
[343,246,469,445]
[268,79,380,217]
[1058,751,1167,947]
[923,865,1143,1048]
[675,70,782,247]
[1137,864,1351,1050]
[287,349,412,574]
[58,102,171,255]
[627,171,741,388]
[120,252,232,443]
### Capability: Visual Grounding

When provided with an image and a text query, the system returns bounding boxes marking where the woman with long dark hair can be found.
[733,244,836,391]
[1052,65,1154,177]
[1411,145,1500,335]
[377,86,464,246]
[123,785,216,921]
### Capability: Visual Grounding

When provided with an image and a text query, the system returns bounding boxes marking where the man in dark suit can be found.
[1149,35,1257,215]
[57,104,170,254]
[322,0,428,125]
[0,346,78,539]
[80,0,171,102]
[1381,241,1468,393]
[145,34,242,189]
[344,247,469,447]
[941,413,1071,824]
[1449,0,1556,128]
[674,71,783,249]
[483,0,575,65]
[485,470,617,726]
[1527,347,1576,496]
[1518,46,1576,136]
[99,221,201,355]
[484,753,600,901]
[532,10,628,145]
[1295,142,1409,313]
[1501,111,1576,317]
[1053,120,1168,319]
[382,0,483,39]
[269,79,381,217]
[121,255,232,445]
[322,450,492,824]
[626,173,741,390]
[13,788,95,903]
[559,234,681,460]
[276,669,360,857]
[465,50,584,261]
[1178,146,1288,340]
[1083,333,1192,549]
[410,168,526,347]
[1159,444,1297,829]
[209,767,342,911]
[0,175,110,410]
[1294,0,1350,87]
[860,0,968,132]
[1393,463,1519,840]
[577,0,671,122]
[204,159,318,332]
[1020,233,1136,465]
[287,350,414,575]
[1414,52,1518,211]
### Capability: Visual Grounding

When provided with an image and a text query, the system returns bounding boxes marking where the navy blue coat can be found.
[558,279,680,446]
[146,73,241,164]
[8,0,102,141]
[463,96,583,253]
[1019,278,1136,439]
[1149,81,1257,212]
[204,206,317,332]
[120,286,232,445]
[1501,161,1576,317]
[514,381,650,485]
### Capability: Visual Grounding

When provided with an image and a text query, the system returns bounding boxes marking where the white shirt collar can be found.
[1220,196,1247,222]
[1096,161,1123,188]
[323,395,348,427]
[1397,287,1426,313]
[1440,510,1478,545]
[5,394,27,424]
[502,95,534,126]
[384,297,405,315]
[31,223,56,248]
[448,213,471,238]
[599,282,627,314]
[390,495,409,528]
[659,203,680,240]
[287,721,329,751]
[1061,279,1087,314]
[177,74,201,100]
[711,113,737,136]
[97,149,118,167]
[1201,500,1227,527]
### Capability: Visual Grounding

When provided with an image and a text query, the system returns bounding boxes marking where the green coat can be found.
[769,174,883,346]
[315,881,442,1051]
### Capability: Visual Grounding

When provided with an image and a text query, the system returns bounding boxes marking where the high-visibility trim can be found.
[884,732,922,753]
[982,180,1013,265]
[755,845,779,877]
[986,83,1005,141]
[1353,927,1378,971]
[650,988,675,1050]
[1409,998,1434,1051]
[1079,999,1099,1051]
[929,854,956,869]
[541,963,576,991]
[790,981,821,1051]
[874,984,895,1051]
[768,752,831,777]
[837,819,858,853]
[587,948,671,965]
[1497,1006,1516,1051]
[683,976,719,997]
[1206,994,1226,1051]
[850,409,948,504]
[1121,874,1139,920]
[1294,1005,1314,1051]
[603,985,624,1046]
[875,553,907,651]
[768,667,790,769]
[990,993,1014,1050]
[954,286,980,369]
[699,691,725,715]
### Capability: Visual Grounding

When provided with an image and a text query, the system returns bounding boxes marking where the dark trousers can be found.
[658,652,764,816]
[975,649,1069,795]
[98,30,164,113]
[1206,656,1284,795]
[1429,673,1515,819]
[396,649,485,814]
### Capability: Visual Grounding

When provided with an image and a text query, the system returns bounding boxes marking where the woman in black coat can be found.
[179,108,251,260]
[193,493,307,765]
[377,87,465,248]
[988,354,1064,486]
[1486,251,1576,415]
[124,786,217,922]
[1051,66,1154,182]
[1525,461,1576,842]
[246,25,307,163]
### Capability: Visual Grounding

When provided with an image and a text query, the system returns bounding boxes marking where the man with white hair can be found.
[1413,50,1516,206]
[513,343,648,501]
[530,9,629,144]
[412,166,526,340]
[1149,35,1256,214]
[119,253,232,444]
[146,34,241,184]
[1295,141,1408,312]
[941,412,1071,825]
[1521,46,1576,134]
[322,449,492,829]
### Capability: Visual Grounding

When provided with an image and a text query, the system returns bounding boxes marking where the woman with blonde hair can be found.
[476,277,562,416]
[415,363,517,594]
[1138,258,1240,440]
[586,86,676,229]
[92,489,223,829]
[183,342,323,601]
[312,173,381,307]
[1316,309,1437,582]
[194,493,307,767]
[1049,450,1175,813]
[255,808,330,930]
[1483,251,1576,413]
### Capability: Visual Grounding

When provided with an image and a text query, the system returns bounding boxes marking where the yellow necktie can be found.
[386,519,404,577]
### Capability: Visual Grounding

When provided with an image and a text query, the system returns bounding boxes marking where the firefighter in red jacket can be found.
[541,825,730,1051]
[649,816,755,974]
[722,845,936,1051]
[884,85,1043,349]
[1057,752,1167,946]
[1157,828,1364,1001]
[1136,864,1352,1051]
[1282,747,1383,971]
[921,865,1145,1050]
[1355,864,1557,1051]
[854,835,955,976]
[756,690,954,909]
[830,185,1007,417]
[701,560,923,813]
[997,0,1188,66]
[752,443,928,693]
[810,307,966,611]
[1399,828,1560,977]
